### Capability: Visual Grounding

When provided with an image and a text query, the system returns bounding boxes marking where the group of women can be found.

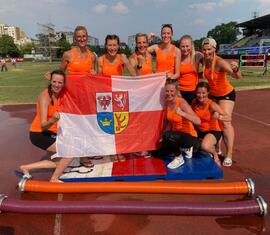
[20,24,241,181]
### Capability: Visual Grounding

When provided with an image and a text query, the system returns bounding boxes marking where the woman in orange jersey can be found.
[98,35,134,161]
[98,34,135,76]
[60,25,96,74]
[20,70,73,182]
[148,24,180,79]
[129,33,153,75]
[178,35,203,105]
[201,38,241,167]
[192,82,230,165]
[159,79,201,169]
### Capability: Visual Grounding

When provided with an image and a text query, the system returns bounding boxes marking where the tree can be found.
[56,35,71,58]
[207,21,241,48]
[20,42,38,55]
[194,37,206,50]
[0,35,21,57]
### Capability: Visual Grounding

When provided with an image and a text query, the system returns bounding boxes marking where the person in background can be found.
[11,58,17,68]
[192,81,230,165]
[201,38,241,167]
[148,24,180,80]
[20,70,73,182]
[1,58,8,72]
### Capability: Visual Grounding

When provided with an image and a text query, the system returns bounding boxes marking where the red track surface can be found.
[0,88,269,235]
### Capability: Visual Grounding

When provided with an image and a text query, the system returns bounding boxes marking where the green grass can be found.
[0,62,59,104]
[0,62,269,104]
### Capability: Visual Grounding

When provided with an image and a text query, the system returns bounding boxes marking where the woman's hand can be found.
[175,107,185,116]
[120,54,129,65]
[230,61,239,73]
[44,71,51,81]
[51,112,60,123]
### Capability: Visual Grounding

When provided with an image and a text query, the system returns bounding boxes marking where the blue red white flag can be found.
[54,73,166,158]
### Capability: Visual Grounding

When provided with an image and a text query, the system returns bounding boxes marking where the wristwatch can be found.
[137,64,142,69]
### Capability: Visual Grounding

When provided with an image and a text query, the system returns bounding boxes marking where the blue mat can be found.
[60,151,223,182]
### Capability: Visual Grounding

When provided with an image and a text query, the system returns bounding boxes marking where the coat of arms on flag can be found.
[96,91,129,134]
[54,73,166,158]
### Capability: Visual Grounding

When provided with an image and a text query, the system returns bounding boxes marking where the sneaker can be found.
[167,155,184,169]
[182,146,193,159]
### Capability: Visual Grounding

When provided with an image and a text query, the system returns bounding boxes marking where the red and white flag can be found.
[54,73,166,158]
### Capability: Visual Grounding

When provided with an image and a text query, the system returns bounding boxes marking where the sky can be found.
[0,0,270,44]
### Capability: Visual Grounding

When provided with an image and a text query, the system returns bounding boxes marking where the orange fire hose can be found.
[18,178,254,196]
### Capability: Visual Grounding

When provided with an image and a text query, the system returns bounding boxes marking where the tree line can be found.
[0,21,240,58]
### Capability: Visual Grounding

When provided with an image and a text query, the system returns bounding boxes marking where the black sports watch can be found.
[137,64,142,69]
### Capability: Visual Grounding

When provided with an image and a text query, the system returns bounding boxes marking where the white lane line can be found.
[53,193,63,235]
[234,112,270,127]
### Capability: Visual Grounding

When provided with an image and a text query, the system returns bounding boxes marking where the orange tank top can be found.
[156,44,176,75]
[192,99,222,132]
[203,55,233,96]
[166,98,197,137]
[131,53,153,75]
[67,47,93,73]
[101,54,124,76]
[30,89,58,133]
[178,62,199,91]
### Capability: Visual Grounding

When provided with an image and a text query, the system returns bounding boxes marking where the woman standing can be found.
[178,35,203,104]
[60,25,96,74]
[20,70,73,182]
[161,79,201,169]
[192,82,230,165]
[148,24,180,79]
[129,33,153,75]
[201,38,241,166]
[98,34,135,76]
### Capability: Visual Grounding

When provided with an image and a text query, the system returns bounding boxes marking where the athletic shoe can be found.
[167,155,184,169]
[182,146,193,159]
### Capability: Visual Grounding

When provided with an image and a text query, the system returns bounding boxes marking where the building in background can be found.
[55,31,99,46]
[0,23,31,45]
[128,35,136,52]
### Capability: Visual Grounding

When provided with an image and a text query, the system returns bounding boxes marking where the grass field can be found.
[0,61,269,104]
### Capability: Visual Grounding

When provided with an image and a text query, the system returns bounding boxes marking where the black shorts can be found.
[29,131,56,150]
[197,130,222,142]
[180,90,196,105]
[211,89,236,102]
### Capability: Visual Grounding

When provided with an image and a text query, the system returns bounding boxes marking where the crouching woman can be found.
[20,70,73,182]
[160,79,201,169]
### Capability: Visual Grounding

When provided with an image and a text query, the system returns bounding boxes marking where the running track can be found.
[0,88,269,235]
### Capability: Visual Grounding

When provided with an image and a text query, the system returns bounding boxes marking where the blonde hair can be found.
[201,38,217,80]
[73,26,88,45]
[179,35,197,72]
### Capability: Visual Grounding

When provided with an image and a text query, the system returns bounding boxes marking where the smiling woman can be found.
[60,25,97,74]
[19,70,74,182]
[129,33,153,75]
[147,24,181,80]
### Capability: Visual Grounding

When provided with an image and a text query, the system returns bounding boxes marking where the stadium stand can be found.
[220,14,270,55]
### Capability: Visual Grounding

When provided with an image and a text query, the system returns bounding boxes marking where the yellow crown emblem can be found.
[100,117,112,126]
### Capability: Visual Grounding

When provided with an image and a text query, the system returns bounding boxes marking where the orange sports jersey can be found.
[203,55,233,96]
[156,45,176,75]
[30,89,58,133]
[178,63,199,91]
[166,97,197,137]
[67,47,93,73]
[131,53,153,75]
[192,99,222,132]
[101,54,124,76]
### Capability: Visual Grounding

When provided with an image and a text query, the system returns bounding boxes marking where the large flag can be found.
[54,73,166,158]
